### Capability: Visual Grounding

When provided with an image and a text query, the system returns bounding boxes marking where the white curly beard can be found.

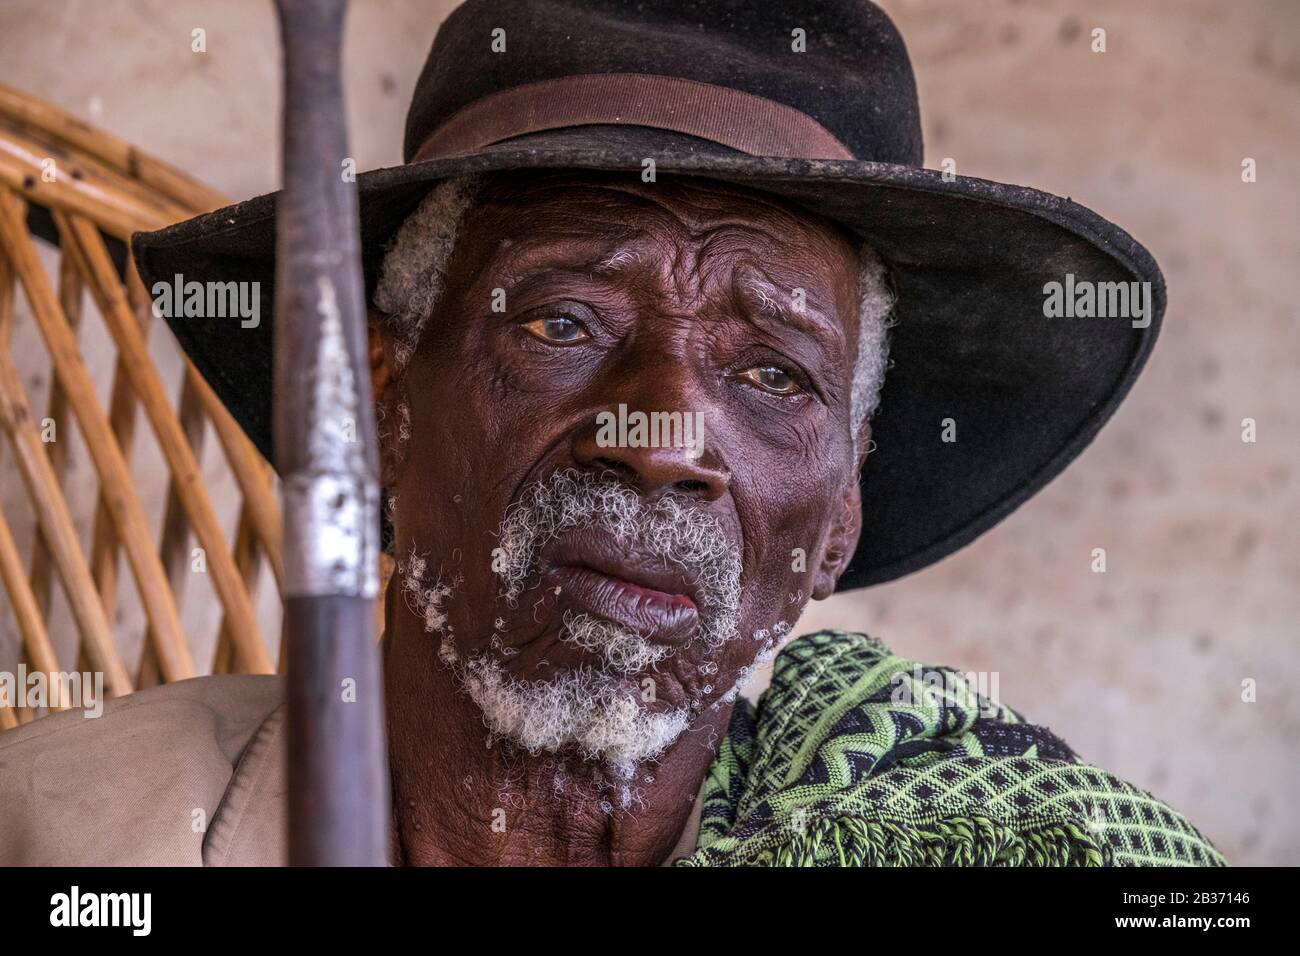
[451,651,689,778]
[401,546,691,779]
[399,469,744,778]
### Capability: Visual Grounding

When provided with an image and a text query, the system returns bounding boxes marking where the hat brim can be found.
[130,127,1163,591]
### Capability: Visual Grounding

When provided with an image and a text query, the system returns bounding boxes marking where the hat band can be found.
[410,72,855,163]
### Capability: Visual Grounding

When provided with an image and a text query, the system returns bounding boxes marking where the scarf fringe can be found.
[749,814,1110,867]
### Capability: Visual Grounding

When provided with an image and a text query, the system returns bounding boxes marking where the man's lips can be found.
[542,534,701,645]
[560,565,696,609]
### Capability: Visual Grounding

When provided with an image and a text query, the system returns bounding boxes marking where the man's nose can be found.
[572,409,730,502]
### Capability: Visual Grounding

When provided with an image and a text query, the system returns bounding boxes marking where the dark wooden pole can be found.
[273,0,390,866]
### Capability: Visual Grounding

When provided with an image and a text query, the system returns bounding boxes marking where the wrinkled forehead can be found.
[472,169,857,253]
[459,169,863,330]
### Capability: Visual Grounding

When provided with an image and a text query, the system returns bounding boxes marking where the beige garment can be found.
[0,674,707,866]
[0,675,287,866]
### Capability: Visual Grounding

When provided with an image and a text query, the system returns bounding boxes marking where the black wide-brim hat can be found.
[131,0,1164,591]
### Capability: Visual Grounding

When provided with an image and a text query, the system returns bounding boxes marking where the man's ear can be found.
[811,428,869,600]
[812,479,862,599]
[369,313,404,488]
[368,313,394,402]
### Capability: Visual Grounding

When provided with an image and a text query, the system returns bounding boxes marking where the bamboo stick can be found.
[55,211,271,674]
[0,188,193,682]
[0,82,228,214]
[0,82,299,702]
[85,330,141,624]
[28,254,82,618]
[0,252,34,723]
[5,77,285,596]
[0,252,65,698]
[214,506,263,675]
[0,501,67,708]
[140,371,207,688]
[0,347,132,695]
[122,266,284,590]
[183,362,284,587]
[0,116,188,240]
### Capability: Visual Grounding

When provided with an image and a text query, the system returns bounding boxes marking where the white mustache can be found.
[494,469,743,648]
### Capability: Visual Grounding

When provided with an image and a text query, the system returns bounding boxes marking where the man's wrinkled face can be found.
[379,170,866,776]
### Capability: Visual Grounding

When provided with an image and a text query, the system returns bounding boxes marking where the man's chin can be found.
[452,650,690,777]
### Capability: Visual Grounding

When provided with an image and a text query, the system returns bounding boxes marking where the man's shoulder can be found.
[0,674,287,866]
[740,630,1226,866]
[766,628,1079,750]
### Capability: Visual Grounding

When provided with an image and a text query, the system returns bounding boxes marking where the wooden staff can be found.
[274,0,390,866]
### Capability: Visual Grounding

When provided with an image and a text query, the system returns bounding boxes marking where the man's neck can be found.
[383,617,730,866]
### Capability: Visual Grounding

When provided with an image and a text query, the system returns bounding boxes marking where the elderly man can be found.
[0,0,1223,866]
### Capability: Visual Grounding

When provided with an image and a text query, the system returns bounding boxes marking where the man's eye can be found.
[521,312,590,344]
[739,365,802,395]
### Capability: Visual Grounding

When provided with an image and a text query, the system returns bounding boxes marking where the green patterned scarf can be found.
[675,630,1225,867]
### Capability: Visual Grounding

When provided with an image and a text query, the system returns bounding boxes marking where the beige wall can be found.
[1,0,1295,864]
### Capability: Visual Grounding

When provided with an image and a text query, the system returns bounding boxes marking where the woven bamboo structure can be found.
[0,83,391,728]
